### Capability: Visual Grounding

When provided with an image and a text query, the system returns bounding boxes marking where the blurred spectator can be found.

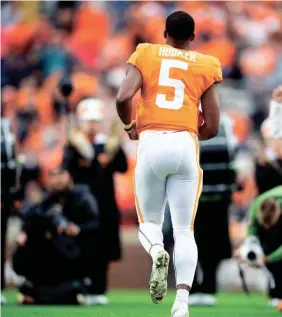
[13,167,99,305]
[1,1,22,28]
[39,29,74,80]
[55,1,78,34]
[20,181,44,214]
[62,98,128,304]
[235,186,282,307]
[254,86,282,195]
[254,140,282,195]
[1,115,18,304]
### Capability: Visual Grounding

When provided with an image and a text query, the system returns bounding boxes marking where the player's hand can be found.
[127,121,139,140]
[248,261,263,269]
[272,86,282,103]
[234,248,244,263]
[98,153,111,167]
[57,225,65,235]
[65,222,80,237]
[16,232,27,246]
[198,110,204,127]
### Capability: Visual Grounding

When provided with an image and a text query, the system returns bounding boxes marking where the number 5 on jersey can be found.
[156,59,188,110]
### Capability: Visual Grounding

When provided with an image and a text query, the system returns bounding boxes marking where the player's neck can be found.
[166,39,190,51]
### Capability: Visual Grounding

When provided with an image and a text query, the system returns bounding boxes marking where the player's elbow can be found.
[203,122,219,139]
[208,125,219,138]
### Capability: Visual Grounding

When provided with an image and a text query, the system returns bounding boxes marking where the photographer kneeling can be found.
[236,186,282,307]
[13,167,99,305]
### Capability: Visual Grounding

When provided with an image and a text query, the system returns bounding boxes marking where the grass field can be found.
[2,290,280,317]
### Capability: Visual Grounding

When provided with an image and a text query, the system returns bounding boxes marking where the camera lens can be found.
[247,251,256,261]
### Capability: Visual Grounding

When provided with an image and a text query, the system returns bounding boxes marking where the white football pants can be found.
[134,130,203,287]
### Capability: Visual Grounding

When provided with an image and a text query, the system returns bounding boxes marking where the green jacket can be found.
[248,186,282,263]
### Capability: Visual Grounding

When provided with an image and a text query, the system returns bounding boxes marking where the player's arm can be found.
[267,245,282,263]
[116,65,142,125]
[199,84,220,140]
[247,198,260,237]
[267,85,282,139]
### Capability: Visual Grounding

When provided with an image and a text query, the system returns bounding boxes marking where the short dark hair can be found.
[258,198,280,226]
[166,11,195,41]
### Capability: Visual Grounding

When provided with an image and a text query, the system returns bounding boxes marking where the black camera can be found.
[45,204,68,234]
[238,236,264,265]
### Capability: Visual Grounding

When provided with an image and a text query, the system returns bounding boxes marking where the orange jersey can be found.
[127,43,222,134]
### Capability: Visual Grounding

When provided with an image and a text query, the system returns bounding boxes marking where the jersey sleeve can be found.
[203,57,223,91]
[267,245,282,263]
[127,44,148,72]
[212,58,223,84]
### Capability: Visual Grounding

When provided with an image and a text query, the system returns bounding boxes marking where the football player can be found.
[116,11,222,317]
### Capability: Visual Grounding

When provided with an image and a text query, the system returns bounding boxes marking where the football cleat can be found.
[78,294,109,306]
[171,300,189,317]
[149,250,170,304]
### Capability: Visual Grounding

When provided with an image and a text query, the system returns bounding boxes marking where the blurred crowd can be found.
[1,0,282,307]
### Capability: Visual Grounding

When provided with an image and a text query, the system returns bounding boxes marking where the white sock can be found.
[139,222,164,258]
[175,289,189,304]
[150,244,164,259]
[173,229,198,287]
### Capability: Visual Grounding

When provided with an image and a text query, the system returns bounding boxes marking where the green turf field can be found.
[1,290,280,317]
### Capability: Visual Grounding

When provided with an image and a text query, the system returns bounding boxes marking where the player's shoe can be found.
[171,300,189,317]
[189,293,216,306]
[149,250,170,304]
[16,293,35,304]
[78,294,109,305]
[188,293,201,306]
[268,298,280,308]
[0,294,7,305]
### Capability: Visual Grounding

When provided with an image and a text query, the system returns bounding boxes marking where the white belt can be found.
[139,130,197,140]
[139,130,175,140]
